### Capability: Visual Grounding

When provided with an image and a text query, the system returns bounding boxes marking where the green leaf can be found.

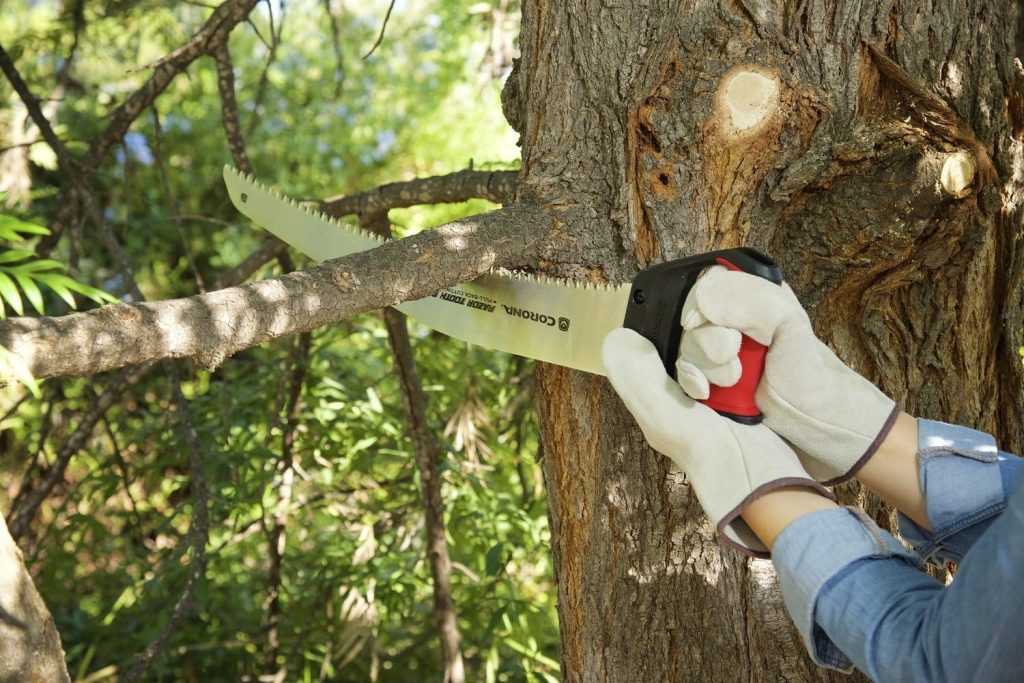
[12,272,44,314]
[0,271,24,316]
[0,215,50,237]
[60,278,118,306]
[485,542,505,576]
[0,249,36,264]
[34,273,76,308]
[16,259,65,272]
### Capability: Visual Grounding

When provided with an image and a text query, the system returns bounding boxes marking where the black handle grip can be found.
[622,248,783,423]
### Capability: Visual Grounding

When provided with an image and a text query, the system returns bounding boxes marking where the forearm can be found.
[811,479,1024,682]
[854,411,930,531]
[740,412,926,552]
[741,486,838,551]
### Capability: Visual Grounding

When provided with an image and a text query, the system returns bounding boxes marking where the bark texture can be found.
[0,515,70,683]
[321,169,517,219]
[0,204,551,380]
[514,1,1023,681]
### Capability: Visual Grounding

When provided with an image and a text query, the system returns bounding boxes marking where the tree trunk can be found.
[0,514,69,682]
[511,1,1024,680]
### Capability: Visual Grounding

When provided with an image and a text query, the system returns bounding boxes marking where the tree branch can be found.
[320,169,517,219]
[263,331,311,681]
[123,361,211,682]
[212,41,254,176]
[383,309,466,682]
[363,0,397,59]
[0,514,70,682]
[0,0,259,252]
[217,168,519,289]
[0,204,550,380]
[322,0,346,97]
[80,0,260,171]
[363,214,465,683]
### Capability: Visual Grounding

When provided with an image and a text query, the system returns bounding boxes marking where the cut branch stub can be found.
[715,67,781,138]
[703,65,786,249]
[939,151,977,198]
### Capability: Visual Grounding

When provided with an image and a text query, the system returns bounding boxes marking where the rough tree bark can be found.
[0,204,551,380]
[508,1,1023,681]
[1,2,1021,680]
[0,514,69,682]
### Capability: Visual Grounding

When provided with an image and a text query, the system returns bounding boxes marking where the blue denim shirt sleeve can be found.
[897,419,1024,564]
[772,418,1024,674]
[772,507,921,672]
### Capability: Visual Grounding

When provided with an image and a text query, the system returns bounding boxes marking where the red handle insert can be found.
[699,258,766,423]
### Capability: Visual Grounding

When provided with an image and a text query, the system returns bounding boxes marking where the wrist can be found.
[741,486,839,551]
[854,411,930,530]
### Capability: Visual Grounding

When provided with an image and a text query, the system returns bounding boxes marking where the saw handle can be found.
[622,248,783,425]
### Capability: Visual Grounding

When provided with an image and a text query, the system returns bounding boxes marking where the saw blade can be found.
[223,166,629,375]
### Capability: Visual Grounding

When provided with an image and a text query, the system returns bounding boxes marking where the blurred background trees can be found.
[0,1,559,680]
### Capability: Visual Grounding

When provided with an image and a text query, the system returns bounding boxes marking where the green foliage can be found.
[1,0,552,680]
[0,212,117,396]
[0,214,116,318]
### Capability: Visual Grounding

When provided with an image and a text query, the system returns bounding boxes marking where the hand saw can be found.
[222,166,783,423]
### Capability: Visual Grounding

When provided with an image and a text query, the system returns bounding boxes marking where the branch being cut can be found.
[0,204,551,380]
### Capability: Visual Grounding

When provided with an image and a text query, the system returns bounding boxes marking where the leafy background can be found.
[1,0,559,680]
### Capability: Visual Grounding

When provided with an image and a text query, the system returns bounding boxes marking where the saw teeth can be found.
[484,266,628,292]
[226,166,630,293]
[228,165,385,244]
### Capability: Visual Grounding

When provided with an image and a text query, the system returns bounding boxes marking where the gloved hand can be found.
[602,328,833,557]
[675,267,899,484]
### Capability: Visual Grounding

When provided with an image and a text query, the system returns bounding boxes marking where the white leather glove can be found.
[676,267,899,484]
[602,328,833,557]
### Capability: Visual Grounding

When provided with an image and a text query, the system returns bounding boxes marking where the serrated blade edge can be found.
[223,166,628,374]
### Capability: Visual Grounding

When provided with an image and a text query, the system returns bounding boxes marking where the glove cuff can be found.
[818,403,902,486]
[717,478,837,558]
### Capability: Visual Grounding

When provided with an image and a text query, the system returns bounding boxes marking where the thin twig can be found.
[172,214,242,228]
[6,365,150,541]
[246,0,284,137]
[365,214,465,683]
[363,0,397,59]
[101,413,146,542]
[322,0,346,97]
[212,41,254,175]
[123,360,211,681]
[151,106,207,292]
[263,331,312,679]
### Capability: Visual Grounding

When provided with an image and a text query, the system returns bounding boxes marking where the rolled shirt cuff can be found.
[772,507,921,672]
[897,419,1013,563]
